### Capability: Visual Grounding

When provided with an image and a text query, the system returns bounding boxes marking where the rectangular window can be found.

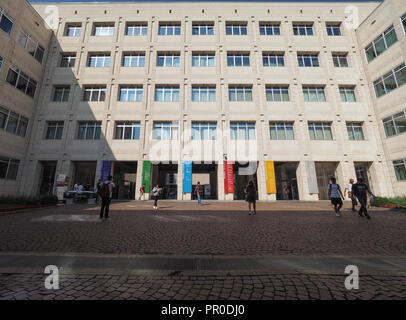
[382,110,406,138]
[303,86,326,102]
[88,54,110,67]
[308,122,333,140]
[192,53,215,67]
[263,53,284,67]
[266,86,289,101]
[65,23,81,37]
[155,86,180,102]
[326,23,341,36]
[119,87,143,102]
[365,25,398,63]
[373,63,406,98]
[93,24,115,36]
[332,53,348,67]
[153,122,179,140]
[157,53,180,67]
[0,106,8,130]
[226,23,247,35]
[293,23,313,36]
[45,121,64,140]
[6,111,18,134]
[192,87,216,102]
[297,54,319,67]
[60,54,76,68]
[230,122,256,140]
[53,86,70,102]
[6,66,37,98]
[191,122,217,140]
[77,122,102,140]
[83,86,106,102]
[339,86,356,102]
[192,24,214,35]
[228,86,253,102]
[347,122,364,140]
[270,122,294,140]
[126,23,147,36]
[402,13,406,34]
[393,159,406,181]
[0,156,20,180]
[259,23,280,35]
[114,122,141,140]
[0,7,14,35]
[227,53,250,67]
[0,106,28,137]
[122,53,145,67]
[158,24,181,35]
[17,29,45,63]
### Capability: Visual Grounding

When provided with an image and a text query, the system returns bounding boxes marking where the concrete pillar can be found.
[135,160,148,200]
[297,160,318,201]
[217,161,226,200]
[258,161,276,201]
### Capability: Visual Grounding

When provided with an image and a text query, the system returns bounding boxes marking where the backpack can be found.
[100,182,111,198]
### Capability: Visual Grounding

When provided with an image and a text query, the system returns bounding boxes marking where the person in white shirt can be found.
[77,183,84,194]
[99,176,116,219]
[344,178,357,212]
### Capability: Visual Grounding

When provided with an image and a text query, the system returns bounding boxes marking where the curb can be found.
[375,204,406,209]
[0,204,55,213]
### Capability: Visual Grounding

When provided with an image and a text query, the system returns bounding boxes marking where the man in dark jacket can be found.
[352,178,375,219]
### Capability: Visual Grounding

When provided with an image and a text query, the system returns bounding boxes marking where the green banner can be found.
[142,161,152,193]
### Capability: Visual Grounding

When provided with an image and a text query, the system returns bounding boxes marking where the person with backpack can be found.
[99,176,115,220]
[94,178,103,204]
[151,184,161,210]
[194,182,203,206]
[352,178,376,220]
[328,177,345,217]
[244,180,257,215]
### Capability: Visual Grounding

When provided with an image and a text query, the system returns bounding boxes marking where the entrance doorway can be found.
[152,162,178,199]
[233,162,258,200]
[275,162,299,200]
[72,161,97,191]
[192,162,218,200]
[112,161,137,200]
[354,162,373,192]
[38,161,57,196]
[315,162,339,200]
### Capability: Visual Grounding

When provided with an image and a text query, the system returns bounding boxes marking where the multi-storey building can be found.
[0,0,404,201]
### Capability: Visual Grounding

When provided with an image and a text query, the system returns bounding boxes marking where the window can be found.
[192,24,214,35]
[402,13,406,34]
[339,86,356,102]
[0,156,20,180]
[83,86,106,102]
[88,54,110,67]
[326,23,341,36]
[228,86,253,102]
[227,53,250,67]
[77,122,102,140]
[126,23,147,36]
[293,23,313,36]
[0,106,28,138]
[114,122,140,140]
[297,54,319,67]
[192,53,215,67]
[382,110,406,138]
[226,23,247,35]
[308,122,333,140]
[45,121,64,140]
[346,122,364,140]
[270,122,294,140]
[157,53,180,67]
[191,122,216,140]
[17,29,45,63]
[65,23,81,37]
[0,7,14,35]
[332,53,348,67]
[60,54,76,68]
[119,87,143,102]
[158,24,181,35]
[373,63,406,98]
[303,86,326,102]
[259,23,280,35]
[266,86,289,101]
[230,122,256,140]
[153,122,179,140]
[263,53,284,67]
[393,159,406,181]
[155,86,180,102]
[365,25,398,63]
[0,56,3,71]
[6,66,37,98]
[192,86,216,102]
[53,86,70,102]
[123,53,145,67]
[93,24,114,36]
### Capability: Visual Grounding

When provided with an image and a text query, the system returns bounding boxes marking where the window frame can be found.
[364,25,398,63]
[293,23,314,36]
[158,24,181,36]
[155,86,180,102]
[119,86,143,102]
[339,86,357,102]
[125,23,148,36]
[262,53,285,67]
[192,53,215,67]
[382,110,406,138]
[191,86,216,102]
[393,159,406,181]
[308,122,333,140]
[269,122,295,140]
[297,53,319,67]
[83,86,106,102]
[227,53,250,67]
[326,23,341,36]
[332,53,349,68]
[0,156,20,180]
[93,23,115,36]
[114,122,141,140]
[45,121,64,140]
[373,63,406,98]
[191,122,217,140]
[192,23,214,35]
[0,105,29,138]
[65,23,81,37]
[6,65,37,98]
[228,86,253,102]
[346,122,365,141]
[17,28,45,63]
[88,53,111,68]
[265,86,290,102]
[157,53,181,67]
[302,86,326,102]
[230,122,256,140]
[0,7,14,35]
[122,53,145,67]
[259,23,281,35]
[53,86,70,102]
[153,122,179,140]
[60,54,76,68]
[77,121,102,140]
[225,23,248,35]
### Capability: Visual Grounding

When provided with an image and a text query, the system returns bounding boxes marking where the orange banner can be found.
[265,161,277,194]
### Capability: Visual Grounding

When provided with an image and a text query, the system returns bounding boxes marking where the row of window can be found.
[383,109,406,138]
[0,156,19,181]
[365,25,398,63]
[373,63,406,98]
[0,106,29,138]
[51,84,357,103]
[44,120,366,142]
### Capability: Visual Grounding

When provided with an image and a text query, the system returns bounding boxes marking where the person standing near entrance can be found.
[139,184,146,201]
[194,182,203,206]
[328,178,345,217]
[245,180,257,215]
[94,179,103,204]
[151,184,161,210]
[352,178,375,219]
[344,178,357,212]
[100,176,115,220]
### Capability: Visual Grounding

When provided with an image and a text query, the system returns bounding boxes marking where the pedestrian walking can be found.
[194,182,203,206]
[328,178,345,217]
[352,178,375,219]
[244,180,257,215]
[139,184,146,201]
[151,184,161,210]
[344,178,357,211]
[94,178,103,204]
[99,176,115,220]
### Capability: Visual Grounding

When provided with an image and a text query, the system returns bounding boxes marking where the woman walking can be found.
[245,180,257,215]
[151,184,161,210]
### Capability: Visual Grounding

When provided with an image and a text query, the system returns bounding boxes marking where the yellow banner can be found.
[265,161,277,194]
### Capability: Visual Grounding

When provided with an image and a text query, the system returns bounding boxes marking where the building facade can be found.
[0,0,404,201]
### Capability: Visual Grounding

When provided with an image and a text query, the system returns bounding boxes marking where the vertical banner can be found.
[182,161,192,193]
[306,161,319,194]
[265,161,277,194]
[142,161,152,193]
[224,161,234,194]
[101,160,111,182]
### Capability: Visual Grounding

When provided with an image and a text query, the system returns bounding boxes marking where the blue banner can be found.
[101,160,112,182]
[182,161,192,193]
